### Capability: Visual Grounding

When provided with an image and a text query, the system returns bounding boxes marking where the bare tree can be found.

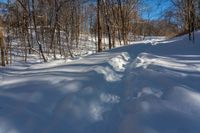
[97,0,102,52]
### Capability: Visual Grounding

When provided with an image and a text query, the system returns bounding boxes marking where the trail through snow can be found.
[0,32,200,133]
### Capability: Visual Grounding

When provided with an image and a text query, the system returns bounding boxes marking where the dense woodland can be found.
[0,0,200,66]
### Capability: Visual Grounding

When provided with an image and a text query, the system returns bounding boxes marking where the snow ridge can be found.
[1,32,200,133]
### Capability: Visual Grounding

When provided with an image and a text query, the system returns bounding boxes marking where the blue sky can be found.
[0,0,171,20]
[0,0,7,4]
[140,0,172,20]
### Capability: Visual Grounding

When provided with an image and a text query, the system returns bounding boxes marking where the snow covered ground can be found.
[0,32,200,133]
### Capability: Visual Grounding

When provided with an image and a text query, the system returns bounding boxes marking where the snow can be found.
[0,32,200,133]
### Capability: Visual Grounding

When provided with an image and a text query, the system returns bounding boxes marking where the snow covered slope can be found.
[0,32,200,133]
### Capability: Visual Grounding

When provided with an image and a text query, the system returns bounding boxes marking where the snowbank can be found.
[0,31,200,133]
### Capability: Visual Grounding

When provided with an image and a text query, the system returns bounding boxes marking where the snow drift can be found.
[0,32,200,133]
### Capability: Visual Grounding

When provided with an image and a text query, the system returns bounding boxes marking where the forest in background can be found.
[0,0,200,66]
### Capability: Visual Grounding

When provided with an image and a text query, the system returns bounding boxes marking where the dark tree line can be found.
[171,0,200,41]
[1,0,198,66]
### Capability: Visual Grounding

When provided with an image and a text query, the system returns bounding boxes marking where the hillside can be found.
[0,32,200,133]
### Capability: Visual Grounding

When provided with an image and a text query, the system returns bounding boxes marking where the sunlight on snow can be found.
[163,87,200,116]
[94,66,123,82]
[134,53,200,72]
[0,79,28,88]
[89,102,106,121]
[137,87,163,98]
[1,31,200,133]
[108,52,130,72]
[100,93,120,104]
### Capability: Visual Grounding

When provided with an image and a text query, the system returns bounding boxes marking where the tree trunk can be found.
[32,0,47,62]
[0,31,5,66]
[97,0,102,52]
